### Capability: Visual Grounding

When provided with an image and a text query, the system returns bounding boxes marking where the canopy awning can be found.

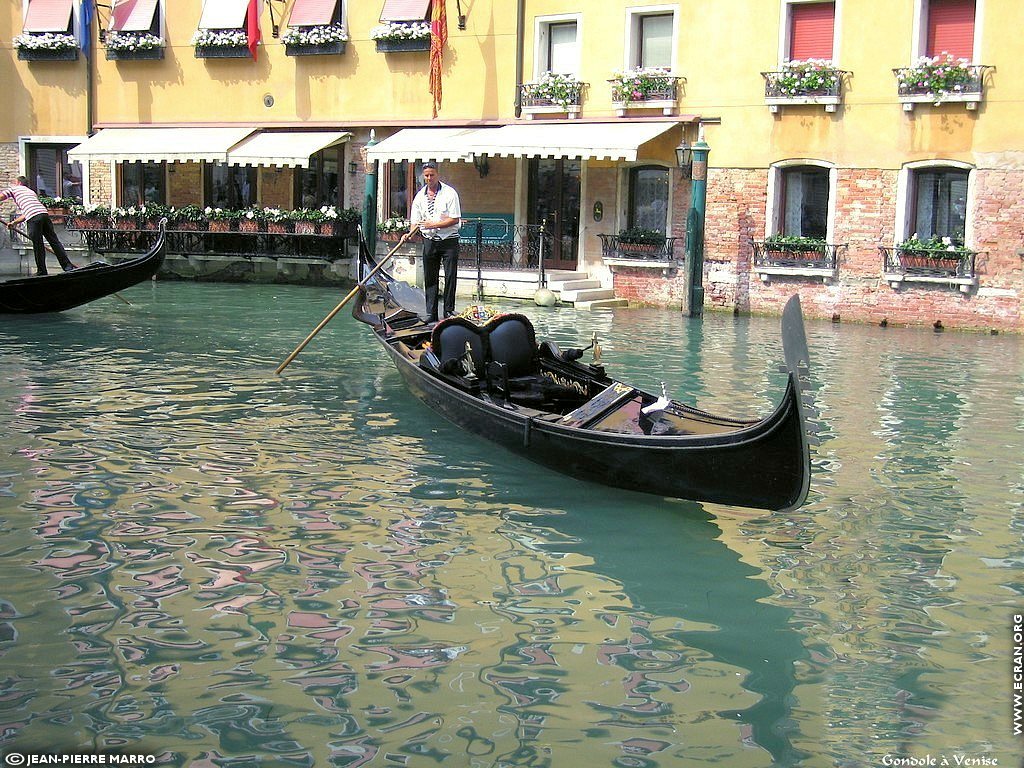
[365,128,477,163]
[110,0,160,32]
[225,130,351,167]
[462,121,685,162]
[367,121,687,165]
[68,127,255,164]
[198,0,250,29]
[23,0,73,32]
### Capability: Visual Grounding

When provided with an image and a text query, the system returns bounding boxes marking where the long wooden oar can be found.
[275,232,412,375]
[2,216,133,306]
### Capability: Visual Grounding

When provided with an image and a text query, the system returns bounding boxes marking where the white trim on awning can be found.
[463,121,682,162]
[226,130,351,167]
[366,122,684,165]
[68,127,255,164]
[365,128,477,164]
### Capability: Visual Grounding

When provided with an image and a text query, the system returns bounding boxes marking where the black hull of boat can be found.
[382,336,810,510]
[0,229,166,313]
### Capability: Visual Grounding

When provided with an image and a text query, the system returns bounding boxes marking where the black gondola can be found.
[349,246,816,511]
[0,224,166,314]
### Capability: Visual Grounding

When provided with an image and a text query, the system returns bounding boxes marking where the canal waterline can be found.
[0,280,1021,766]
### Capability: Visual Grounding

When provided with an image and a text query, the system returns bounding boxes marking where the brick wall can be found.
[694,166,1024,332]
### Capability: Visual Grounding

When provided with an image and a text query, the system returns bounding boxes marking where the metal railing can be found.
[517,82,586,110]
[753,242,843,270]
[880,246,977,278]
[65,224,352,261]
[597,233,679,262]
[459,220,552,299]
[892,65,988,99]
[608,75,680,103]
[761,69,847,100]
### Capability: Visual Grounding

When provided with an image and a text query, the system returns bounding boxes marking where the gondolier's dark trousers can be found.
[422,235,459,321]
[26,213,74,275]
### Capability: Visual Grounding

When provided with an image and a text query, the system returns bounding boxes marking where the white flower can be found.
[370,22,431,41]
[13,32,77,51]
[283,24,348,46]
[191,28,249,48]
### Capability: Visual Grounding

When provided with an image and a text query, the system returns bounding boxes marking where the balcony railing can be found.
[761,68,847,112]
[892,64,989,111]
[880,246,977,278]
[598,234,679,263]
[518,81,586,119]
[608,74,682,116]
[752,241,844,283]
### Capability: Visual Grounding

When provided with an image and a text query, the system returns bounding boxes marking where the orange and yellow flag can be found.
[429,0,448,117]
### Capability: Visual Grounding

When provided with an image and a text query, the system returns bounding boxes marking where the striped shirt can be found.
[0,184,48,221]
[410,181,461,240]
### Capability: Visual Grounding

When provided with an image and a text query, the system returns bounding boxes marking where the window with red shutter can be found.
[110,0,160,33]
[23,0,74,33]
[789,2,835,61]
[289,0,340,27]
[927,0,975,59]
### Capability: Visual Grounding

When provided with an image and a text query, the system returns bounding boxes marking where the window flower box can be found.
[609,68,681,116]
[880,236,978,292]
[284,24,348,56]
[192,29,251,58]
[598,231,676,262]
[286,40,347,56]
[371,22,430,52]
[520,73,585,119]
[14,32,79,61]
[753,237,842,284]
[893,56,989,111]
[105,31,164,60]
[762,60,846,113]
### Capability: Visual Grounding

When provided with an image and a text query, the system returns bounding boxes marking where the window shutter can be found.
[289,0,339,27]
[110,0,160,33]
[379,0,431,23]
[23,0,74,33]
[927,0,975,59]
[789,2,835,61]
[198,0,250,30]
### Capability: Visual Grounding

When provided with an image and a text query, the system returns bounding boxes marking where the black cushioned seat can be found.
[484,314,537,376]
[430,316,485,376]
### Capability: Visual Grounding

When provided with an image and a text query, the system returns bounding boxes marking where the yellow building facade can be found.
[2,0,1022,329]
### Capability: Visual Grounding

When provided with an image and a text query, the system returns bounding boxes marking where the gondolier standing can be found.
[1,176,75,276]
[410,162,461,322]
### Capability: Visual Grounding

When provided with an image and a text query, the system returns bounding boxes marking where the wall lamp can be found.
[472,155,490,178]
[348,161,358,175]
[675,141,692,177]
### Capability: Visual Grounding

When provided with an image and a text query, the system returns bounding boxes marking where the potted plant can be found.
[377,216,413,242]
[763,234,828,253]
[289,207,327,235]
[205,206,241,231]
[105,31,164,60]
[13,32,79,61]
[896,234,973,270]
[67,203,110,230]
[170,204,207,231]
[370,22,431,53]
[894,54,981,105]
[111,206,141,230]
[191,29,251,59]
[283,24,348,56]
[138,202,172,229]
[609,67,678,105]
[764,59,840,97]
[263,207,292,234]
[616,227,666,256]
[238,206,266,233]
[520,72,584,111]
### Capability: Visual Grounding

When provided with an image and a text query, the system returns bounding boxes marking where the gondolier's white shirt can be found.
[411,182,461,240]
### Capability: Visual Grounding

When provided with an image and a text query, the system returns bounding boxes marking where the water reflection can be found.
[0,283,1021,766]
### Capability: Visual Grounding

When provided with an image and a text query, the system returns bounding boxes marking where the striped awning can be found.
[225,130,351,167]
[198,0,250,29]
[68,127,255,164]
[110,0,160,32]
[365,128,476,163]
[367,121,687,165]
[462,121,685,162]
[23,0,73,32]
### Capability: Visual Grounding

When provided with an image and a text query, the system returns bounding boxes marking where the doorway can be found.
[527,158,581,271]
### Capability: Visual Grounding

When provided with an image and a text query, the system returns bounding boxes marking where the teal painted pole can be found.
[685,131,710,317]
[361,131,378,256]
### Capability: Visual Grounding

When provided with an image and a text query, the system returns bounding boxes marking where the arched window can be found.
[909,166,969,243]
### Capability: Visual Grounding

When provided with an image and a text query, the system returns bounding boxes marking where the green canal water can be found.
[0,281,1021,767]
